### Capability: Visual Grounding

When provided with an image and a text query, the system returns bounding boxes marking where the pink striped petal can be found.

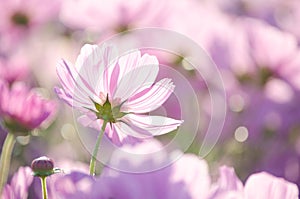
[108,124,140,146]
[109,124,130,145]
[113,52,159,100]
[56,59,97,110]
[96,45,118,96]
[121,114,183,137]
[75,44,105,91]
[78,114,102,129]
[77,118,138,146]
[103,61,120,98]
[75,44,118,96]
[114,121,152,139]
[122,78,174,113]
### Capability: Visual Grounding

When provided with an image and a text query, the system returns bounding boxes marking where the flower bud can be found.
[31,156,54,177]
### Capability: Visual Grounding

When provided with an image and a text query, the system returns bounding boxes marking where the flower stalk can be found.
[40,177,48,199]
[0,132,16,195]
[89,120,107,176]
[31,156,60,199]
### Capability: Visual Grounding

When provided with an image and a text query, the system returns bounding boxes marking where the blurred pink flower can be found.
[59,0,170,34]
[1,167,33,199]
[3,144,296,199]
[218,18,300,92]
[48,141,298,198]
[209,166,299,199]
[95,154,210,199]
[242,19,297,69]
[274,0,300,40]
[245,172,299,199]
[210,0,300,40]
[0,0,61,53]
[51,141,210,199]
[0,81,56,133]
[55,44,182,145]
[0,55,30,85]
[203,17,300,137]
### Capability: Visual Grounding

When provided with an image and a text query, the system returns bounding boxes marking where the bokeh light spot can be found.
[229,94,245,112]
[234,126,249,142]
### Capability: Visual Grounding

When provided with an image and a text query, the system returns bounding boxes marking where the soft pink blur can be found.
[0,81,57,132]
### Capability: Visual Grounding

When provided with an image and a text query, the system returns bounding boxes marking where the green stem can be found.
[0,132,16,195]
[89,121,107,176]
[40,177,48,199]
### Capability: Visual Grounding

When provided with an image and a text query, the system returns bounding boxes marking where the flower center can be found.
[92,95,127,124]
[11,12,29,26]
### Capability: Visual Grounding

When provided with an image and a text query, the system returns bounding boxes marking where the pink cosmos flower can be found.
[0,81,56,133]
[210,0,300,40]
[241,18,300,91]
[0,0,60,28]
[59,0,170,34]
[0,0,61,53]
[55,44,183,145]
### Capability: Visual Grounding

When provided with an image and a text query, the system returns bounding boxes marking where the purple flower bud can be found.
[31,156,54,177]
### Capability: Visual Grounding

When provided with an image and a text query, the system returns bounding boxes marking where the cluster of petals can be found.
[2,141,298,199]
[55,44,183,145]
[0,81,56,132]
[0,0,61,53]
[1,167,33,199]
[60,0,169,33]
[208,166,299,199]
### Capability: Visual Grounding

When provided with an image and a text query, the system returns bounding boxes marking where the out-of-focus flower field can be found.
[0,0,300,198]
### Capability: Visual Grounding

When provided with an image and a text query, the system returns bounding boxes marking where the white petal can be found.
[114,121,152,139]
[111,124,139,145]
[122,78,175,113]
[56,60,95,109]
[75,44,118,95]
[122,114,183,137]
[244,172,299,199]
[113,52,159,100]
[77,113,104,132]
[170,155,211,199]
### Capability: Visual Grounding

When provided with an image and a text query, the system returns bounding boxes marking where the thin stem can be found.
[89,121,107,176]
[40,177,48,199]
[0,132,16,195]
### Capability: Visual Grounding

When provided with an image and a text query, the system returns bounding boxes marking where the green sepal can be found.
[3,119,30,136]
[33,168,62,178]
